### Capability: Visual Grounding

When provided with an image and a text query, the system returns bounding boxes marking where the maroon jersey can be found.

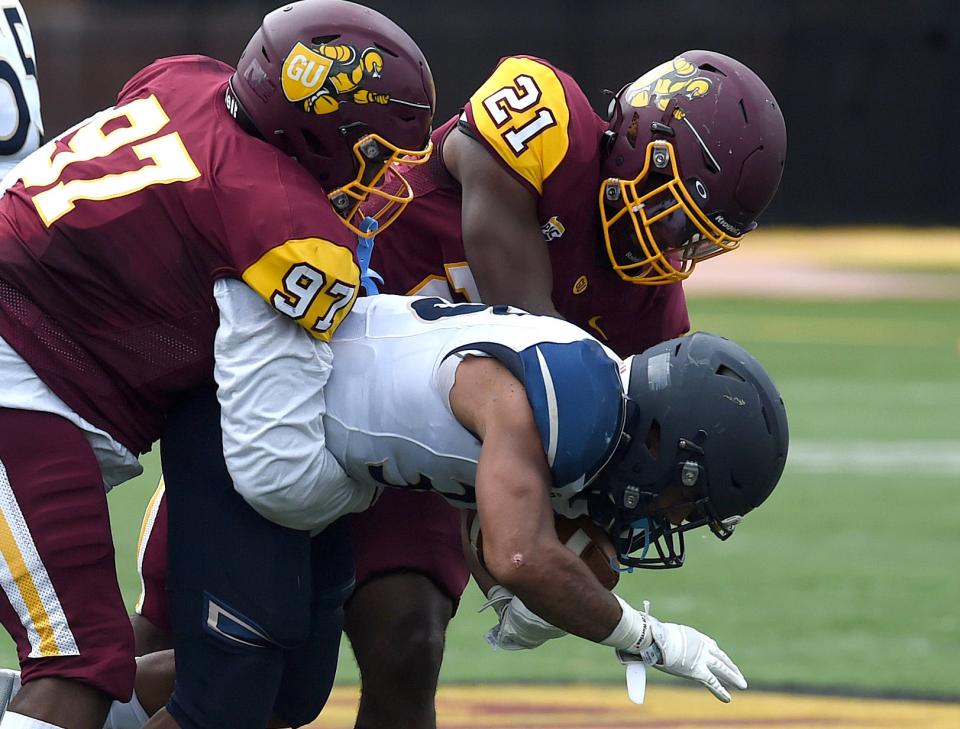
[0,56,361,455]
[366,55,689,358]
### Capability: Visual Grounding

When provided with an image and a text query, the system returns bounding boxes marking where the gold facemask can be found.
[599,141,744,285]
[328,133,433,236]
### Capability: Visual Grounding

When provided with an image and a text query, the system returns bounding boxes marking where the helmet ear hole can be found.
[644,419,661,460]
[302,128,331,159]
[626,113,640,149]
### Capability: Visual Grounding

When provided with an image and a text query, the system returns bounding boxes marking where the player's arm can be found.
[462,510,568,651]
[444,128,558,317]
[212,277,377,531]
[450,354,625,641]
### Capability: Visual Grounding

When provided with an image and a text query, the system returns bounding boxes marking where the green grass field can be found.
[442,297,960,697]
[2,296,957,699]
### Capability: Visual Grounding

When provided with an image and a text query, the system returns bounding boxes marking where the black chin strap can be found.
[224,79,264,141]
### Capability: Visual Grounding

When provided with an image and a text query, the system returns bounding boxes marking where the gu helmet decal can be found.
[282,42,400,115]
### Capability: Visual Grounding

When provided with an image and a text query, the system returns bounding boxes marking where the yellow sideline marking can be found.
[306,684,960,728]
[734,228,960,270]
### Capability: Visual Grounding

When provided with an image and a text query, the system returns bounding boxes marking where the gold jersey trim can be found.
[242,237,360,341]
[469,57,571,194]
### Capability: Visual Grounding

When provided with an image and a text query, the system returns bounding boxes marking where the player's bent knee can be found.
[347,573,452,680]
[383,618,445,683]
[274,606,344,727]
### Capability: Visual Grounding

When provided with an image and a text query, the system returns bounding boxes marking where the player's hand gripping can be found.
[481,585,567,650]
[617,612,748,702]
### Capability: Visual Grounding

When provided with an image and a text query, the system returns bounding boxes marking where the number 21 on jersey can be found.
[481,74,558,155]
[14,95,200,226]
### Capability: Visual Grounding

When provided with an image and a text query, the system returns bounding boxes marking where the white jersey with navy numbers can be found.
[0,0,42,182]
[323,295,626,514]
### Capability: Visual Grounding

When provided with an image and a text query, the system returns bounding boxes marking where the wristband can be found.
[600,595,655,653]
[479,584,514,620]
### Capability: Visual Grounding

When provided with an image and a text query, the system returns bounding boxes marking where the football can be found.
[463,510,620,590]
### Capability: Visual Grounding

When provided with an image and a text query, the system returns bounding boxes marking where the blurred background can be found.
[22,0,960,226]
[7,0,960,720]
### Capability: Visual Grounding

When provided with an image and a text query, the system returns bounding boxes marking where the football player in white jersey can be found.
[0,0,42,185]
[13,283,789,726]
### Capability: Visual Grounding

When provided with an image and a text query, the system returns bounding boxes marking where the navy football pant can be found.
[160,386,354,728]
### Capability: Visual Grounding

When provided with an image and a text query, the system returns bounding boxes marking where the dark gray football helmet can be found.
[589,332,789,569]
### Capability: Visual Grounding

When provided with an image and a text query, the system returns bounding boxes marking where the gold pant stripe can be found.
[135,477,166,614]
[0,460,79,658]
[0,510,59,656]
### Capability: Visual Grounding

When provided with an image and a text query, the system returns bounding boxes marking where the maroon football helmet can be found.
[600,51,786,284]
[228,0,436,234]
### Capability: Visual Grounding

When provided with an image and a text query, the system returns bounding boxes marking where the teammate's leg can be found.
[273,518,355,727]
[344,489,469,729]
[0,408,135,729]
[145,387,316,729]
[346,574,452,729]
[131,483,172,658]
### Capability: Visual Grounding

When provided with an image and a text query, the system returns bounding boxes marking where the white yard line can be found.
[788,440,960,476]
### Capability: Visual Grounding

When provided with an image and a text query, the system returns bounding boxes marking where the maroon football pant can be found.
[137,486,469,629]
[348,488,469,607]
[0,408,135,701]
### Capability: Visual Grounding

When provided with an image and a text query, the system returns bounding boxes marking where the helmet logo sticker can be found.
[646,352,671,391]
[282,42,336,101]
[572,275,588,295]
[282,41,390,115]
[624,56,713,112]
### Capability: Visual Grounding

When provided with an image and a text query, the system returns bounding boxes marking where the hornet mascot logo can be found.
[624,56,713,112]
[282,41,391,114]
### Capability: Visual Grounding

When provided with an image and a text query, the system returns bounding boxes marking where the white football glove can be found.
[481,586,567,651]
[618,617,747,702]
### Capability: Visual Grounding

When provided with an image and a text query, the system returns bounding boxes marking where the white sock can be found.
[102,690,150,729]
[0,712,66,729]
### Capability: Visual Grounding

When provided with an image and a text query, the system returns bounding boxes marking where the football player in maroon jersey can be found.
[127,49,787,729]
[0,0,433,727]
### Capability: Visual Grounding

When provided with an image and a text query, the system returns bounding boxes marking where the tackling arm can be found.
[213,278,377,531]
[443,130,559,317]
